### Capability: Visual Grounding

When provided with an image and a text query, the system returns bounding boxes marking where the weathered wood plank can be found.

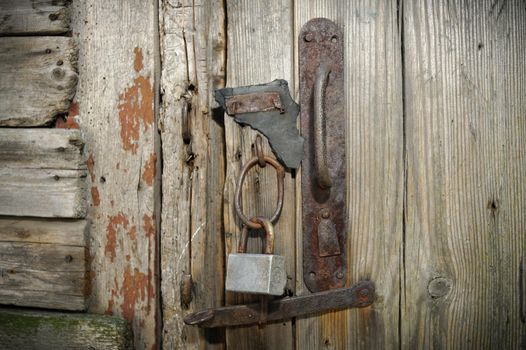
[0,308,132,350]
[0,218,88,311]
[159,0,226,348]
[294,1,404,349]
[0,0,71,35]
[403,0,526,348]
[71,1,159,348]
[0,37,78,126]
[0,129,86,218]
[224,1,296,349]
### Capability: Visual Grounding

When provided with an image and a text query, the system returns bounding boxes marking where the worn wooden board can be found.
[0,218,88,311]
[71,1,159,348]
[403,0,526,348]
[0,308,132,349]
[223,0,296,349]
[293,1,404,349]
[0,37,78,126]
[0,129,87,218]
[159,0,226,348]
[0,0,71,35]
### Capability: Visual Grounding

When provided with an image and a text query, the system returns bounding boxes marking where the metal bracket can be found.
[184,281,374,328]
[300,18,346,292]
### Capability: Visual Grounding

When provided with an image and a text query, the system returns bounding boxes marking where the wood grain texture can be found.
[0,129,87,218]
[0,37,78,126]
[159,0,226,348]
[224,1,296,349]
[0,0,71,35]
[0,308,132,350]
[294,1,404,349]
[0,218,88,311]
[403,0,526,348]
[71,1,160,348]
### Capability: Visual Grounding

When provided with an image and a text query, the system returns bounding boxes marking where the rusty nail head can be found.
[304,33,314,42]
[320,208,330,219]
[359,288,370,297]
[336,272,344,279]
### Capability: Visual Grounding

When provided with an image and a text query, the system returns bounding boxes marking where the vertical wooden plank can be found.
[403,0,526,348]
[71,1,160,349]
[294,1,404,349]
[224,1,296,349]
[159,0,226,348]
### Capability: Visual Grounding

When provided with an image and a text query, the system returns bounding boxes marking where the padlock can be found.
[225,217,287,296]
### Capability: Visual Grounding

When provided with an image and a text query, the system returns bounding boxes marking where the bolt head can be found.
[304,33,314,42]
[336,272,344,279]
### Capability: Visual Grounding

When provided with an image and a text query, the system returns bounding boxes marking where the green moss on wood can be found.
[0,309,132,349]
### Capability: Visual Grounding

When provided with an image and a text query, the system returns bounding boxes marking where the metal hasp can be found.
[215,80,303,169]
[184,281,374,328]
[300,18,346,292]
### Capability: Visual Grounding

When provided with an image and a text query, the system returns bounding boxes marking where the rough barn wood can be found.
[0,37,78,126]
[0,129,87,218]
[0,0,71,35]
[0,218,89,311]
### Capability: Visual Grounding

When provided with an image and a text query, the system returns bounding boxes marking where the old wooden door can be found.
[158,0,525,349]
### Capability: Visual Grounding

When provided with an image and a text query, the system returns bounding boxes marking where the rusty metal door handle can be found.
[313,63,332,189]
[300,18,346,292]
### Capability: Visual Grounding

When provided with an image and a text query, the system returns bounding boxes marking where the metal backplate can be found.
[300,18,346,292]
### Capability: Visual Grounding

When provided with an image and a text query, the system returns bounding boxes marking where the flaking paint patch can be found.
[91,186,100,206]
[143,214,155,239]
[105,277,119,315]
[86,154,95,182]
[142,153,157,186]
[128,225,137,241]
[55,115,80,129]
[117,48,154,154]
[120,266,149,322]
[134,47,144,73]
[105,213,129,262]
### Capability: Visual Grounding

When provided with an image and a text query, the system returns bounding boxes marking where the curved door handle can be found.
[313,63,332,189]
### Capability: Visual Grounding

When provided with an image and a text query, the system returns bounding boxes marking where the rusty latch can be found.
[184,281,374,328]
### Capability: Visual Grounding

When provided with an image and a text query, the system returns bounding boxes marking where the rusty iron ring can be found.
[234,156,285,229]
[237,217,275,254]
[255,135,266,168]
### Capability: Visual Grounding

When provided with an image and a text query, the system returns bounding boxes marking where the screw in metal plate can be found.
[304,33,314,42]
[336,271,344,279]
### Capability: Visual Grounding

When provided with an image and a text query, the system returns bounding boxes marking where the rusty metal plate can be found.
[225,91,284,114]
[300,18,346,292]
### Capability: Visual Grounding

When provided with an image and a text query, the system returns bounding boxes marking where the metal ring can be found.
[255,135,266,168]
[234,156,285,229]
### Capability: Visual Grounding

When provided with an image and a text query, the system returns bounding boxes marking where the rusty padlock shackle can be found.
[237,217,275,254]
[234,153,285,230]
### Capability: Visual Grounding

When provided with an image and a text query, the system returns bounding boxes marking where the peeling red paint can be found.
[128,225,137,241]
[143,214,155,239]
[69,101,80,117]
[86,154,95,182]
[105,213,129,262]
[142,153,157,186]
[55,115,80,129]
[105,277,119,315]
[134,47,144,72]
[117,49,154,154]
[91,186,100,206]
[120,266,150,322]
